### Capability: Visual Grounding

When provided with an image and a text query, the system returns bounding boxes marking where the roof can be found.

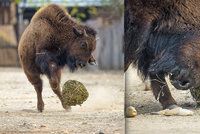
[18,0,110,8]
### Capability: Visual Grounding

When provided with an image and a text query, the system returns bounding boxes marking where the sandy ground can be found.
[0,67,124,134]
[126,68,200,134]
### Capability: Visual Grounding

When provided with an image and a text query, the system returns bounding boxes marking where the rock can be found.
[81,122,87,125]
[40,124,46,128]
[126,106,137,118]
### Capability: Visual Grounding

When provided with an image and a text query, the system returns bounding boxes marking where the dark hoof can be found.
[37,102,44,112]
[165,104,179,110]
[63,105,71,112]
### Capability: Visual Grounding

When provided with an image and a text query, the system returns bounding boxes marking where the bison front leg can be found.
[48,62,71,111]
[150,74,177,109]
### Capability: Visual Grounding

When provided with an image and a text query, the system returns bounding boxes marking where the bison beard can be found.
[125,0,200,109]
[18,4,97,112]
[35,50,78,77]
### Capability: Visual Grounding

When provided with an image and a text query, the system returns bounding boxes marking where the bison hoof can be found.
[165,104,179,110]
[152,106,194,116]
[63,105,71,112]
[37,102,44,112]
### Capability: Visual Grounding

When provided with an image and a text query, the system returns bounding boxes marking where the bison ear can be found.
[85,26,96,36]
[73,27,83,37]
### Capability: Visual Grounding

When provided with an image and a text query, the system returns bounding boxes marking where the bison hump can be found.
[31,4,70,24]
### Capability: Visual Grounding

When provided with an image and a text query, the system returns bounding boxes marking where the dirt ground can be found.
[126,68,200,134]
[0,67,124,134]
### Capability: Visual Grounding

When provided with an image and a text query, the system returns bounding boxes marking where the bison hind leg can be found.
[25,72,44,112]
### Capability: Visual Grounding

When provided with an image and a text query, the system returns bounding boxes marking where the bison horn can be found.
[84,29,88,37]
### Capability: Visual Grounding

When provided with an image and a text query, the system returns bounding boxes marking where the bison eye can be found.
[80,42,87,49]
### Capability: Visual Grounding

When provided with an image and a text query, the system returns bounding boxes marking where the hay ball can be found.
[190,87,200,107]
[62,80,89,106]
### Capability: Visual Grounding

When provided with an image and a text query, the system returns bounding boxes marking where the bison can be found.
[18,4,97,112]
[125,0,200,110]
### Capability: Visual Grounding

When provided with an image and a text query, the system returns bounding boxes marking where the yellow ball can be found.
[62,80,89,106]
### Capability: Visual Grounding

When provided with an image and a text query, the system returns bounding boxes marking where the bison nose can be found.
[171,79,192,90]
[88,55,97,65]
[169,68,193,90]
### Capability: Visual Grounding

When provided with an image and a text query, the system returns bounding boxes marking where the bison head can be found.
[65,26,97,71]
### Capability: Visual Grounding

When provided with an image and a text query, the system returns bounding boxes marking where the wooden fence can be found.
[87,17,124,70]
[0,25,18,66]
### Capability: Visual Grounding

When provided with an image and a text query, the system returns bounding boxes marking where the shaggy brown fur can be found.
[125,0,200,109]
[18,4,97,112]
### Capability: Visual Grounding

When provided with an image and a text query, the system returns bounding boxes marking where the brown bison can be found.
[18,4,97,112]
[125,0,200,110]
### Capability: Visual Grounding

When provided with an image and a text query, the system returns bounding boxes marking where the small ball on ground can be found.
[126,106,137,118]
[62,80,89,107]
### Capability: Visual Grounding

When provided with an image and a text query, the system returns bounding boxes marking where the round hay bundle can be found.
[190,87,200,106]
[62,80,89,106]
